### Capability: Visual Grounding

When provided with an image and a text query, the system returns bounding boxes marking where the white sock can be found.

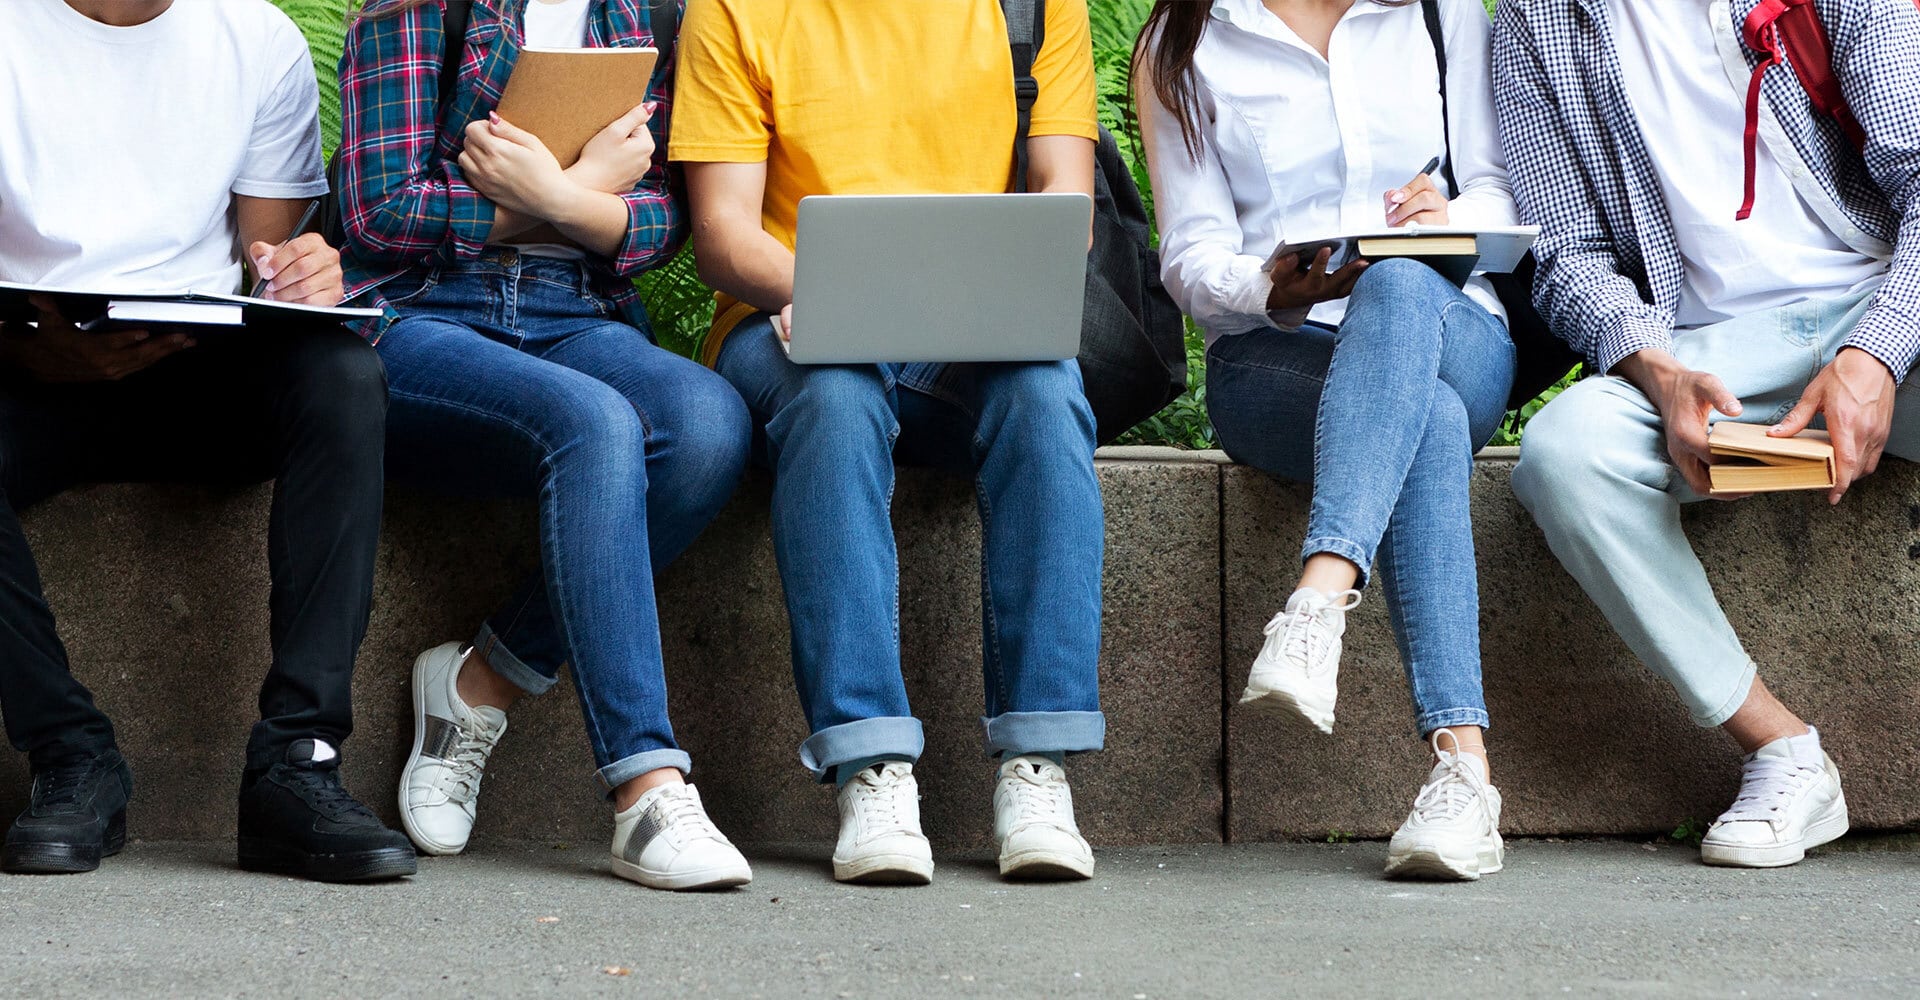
[1784,725,1822,764]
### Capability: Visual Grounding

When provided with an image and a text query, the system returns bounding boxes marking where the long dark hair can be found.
[1133,0,1419,161]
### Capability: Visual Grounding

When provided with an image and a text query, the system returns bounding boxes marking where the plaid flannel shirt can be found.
[1492,0,1920,381]
[337,0,686,341]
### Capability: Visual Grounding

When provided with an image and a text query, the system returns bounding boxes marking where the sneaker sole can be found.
[2,811,126,875]
[1237,685,1335,735]
[238,838,418,883]
[399,646,471,857]
[999,849,1095,881]
[610,856,752,891]
[833,852,935,885]
[1700,797,1850,869]
[1384,842,1504,881]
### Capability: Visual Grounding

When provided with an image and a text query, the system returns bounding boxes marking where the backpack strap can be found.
[437,0,471,120]
[1001,0,1044,193]
[1418,0,1459,197]
[1737,0,1862,220]
[648,0,681,78]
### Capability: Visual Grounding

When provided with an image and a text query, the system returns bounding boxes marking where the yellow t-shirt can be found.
[671,0,1099,363]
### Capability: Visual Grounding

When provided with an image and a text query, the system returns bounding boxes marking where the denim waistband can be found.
[442,249,599,292]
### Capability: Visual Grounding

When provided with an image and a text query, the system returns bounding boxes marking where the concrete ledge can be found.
[4,450,1917,845]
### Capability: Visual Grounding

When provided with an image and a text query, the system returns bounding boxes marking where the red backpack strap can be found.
[1738,0,1865,220]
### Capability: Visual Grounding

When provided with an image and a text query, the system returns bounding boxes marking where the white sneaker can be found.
[610,782,752,890]
[398,642,508,855]
[832,761,934,885]
[1238,588,1361,734]
[993,756,1095,880]
[1700,731,1848,868]
[1384,731,1504,880]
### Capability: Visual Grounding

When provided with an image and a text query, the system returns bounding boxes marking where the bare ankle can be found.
[612,767,684,812]
[454,646,522,712]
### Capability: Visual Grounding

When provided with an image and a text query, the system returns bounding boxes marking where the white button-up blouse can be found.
[1138,0,1519,345]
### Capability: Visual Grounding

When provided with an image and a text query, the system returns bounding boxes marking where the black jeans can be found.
[0,324,387,772]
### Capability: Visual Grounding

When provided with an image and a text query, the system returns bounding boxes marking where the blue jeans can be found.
[375,252,751,790]
[713,315,1106,780]
[1205,259,1515,734]
[1513,286,1916,726]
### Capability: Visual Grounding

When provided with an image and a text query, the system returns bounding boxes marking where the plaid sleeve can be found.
[337,3,494,268]
[1828,0,1920,382]
[608,3,690,277]
[1492,1,1674,375]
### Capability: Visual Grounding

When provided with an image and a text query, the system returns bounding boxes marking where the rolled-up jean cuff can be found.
[1693,659,1758,728]
[472,622,558,696]
[982,710,1106,758]
[1415,708,1491,737]
[598,748,692,794]
[799,717,926,783]
[1300,536,1373,587]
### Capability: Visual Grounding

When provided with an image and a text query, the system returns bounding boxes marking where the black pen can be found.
[250,199,322,298]
[1415,155,1443,179]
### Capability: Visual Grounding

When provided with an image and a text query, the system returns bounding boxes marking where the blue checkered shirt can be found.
[1492,0,1920,381]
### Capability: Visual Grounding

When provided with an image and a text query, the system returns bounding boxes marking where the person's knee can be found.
[550,382,647,473]
[770,366,894,450]
[1349,257,1451,308]
[661,375,753,482]
[980,363,1096,447]
[289,332,388,443]
[1511,382,1630,514]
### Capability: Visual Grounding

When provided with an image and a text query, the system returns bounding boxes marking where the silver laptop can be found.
[783,193,1091,364]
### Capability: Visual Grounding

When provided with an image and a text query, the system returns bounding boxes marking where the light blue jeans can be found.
[1513,286,1919,726]
[1205,259,1516,735]
[713,314,1107,781]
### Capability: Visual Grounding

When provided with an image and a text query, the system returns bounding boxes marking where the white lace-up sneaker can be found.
[1238,588,1362,734]
[993,756,1095,880]
[1700,732,1848,868]
[399,642,508,855]
[610,782,752,890]
[1384,730,1504,880]
[832,761,934,885]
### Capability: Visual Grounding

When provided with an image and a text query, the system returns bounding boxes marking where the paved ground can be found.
[0,838,1915,998]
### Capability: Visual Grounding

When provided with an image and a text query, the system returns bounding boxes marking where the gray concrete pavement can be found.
[1,839,1917,998]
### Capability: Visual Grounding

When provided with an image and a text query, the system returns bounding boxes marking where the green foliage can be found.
[272,0,356,157]
[1669,817,1709,847]
[1325,830,1356,844]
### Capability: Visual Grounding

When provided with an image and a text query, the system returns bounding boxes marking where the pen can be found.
[250,199,322,298]
[1415,155,1442,180]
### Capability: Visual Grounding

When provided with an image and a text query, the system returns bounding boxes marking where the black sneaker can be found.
[3,748,133,875]
[237,739,417,883]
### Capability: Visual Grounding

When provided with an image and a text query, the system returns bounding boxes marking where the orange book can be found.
[1707,422,1835,495]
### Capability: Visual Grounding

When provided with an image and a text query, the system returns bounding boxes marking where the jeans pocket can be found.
[382,269,443,307]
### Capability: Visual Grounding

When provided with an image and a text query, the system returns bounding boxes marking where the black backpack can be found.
[1002,0,1187,445]
[319,0,681,247]
[1418,0,1581,411]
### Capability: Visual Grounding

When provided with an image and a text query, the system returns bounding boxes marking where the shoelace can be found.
[438,725,500,802]
[1409,732,1492,828]
[285,766,378,823]
[1003,763,1069,828]
[651,786,725,845]
[850,767,915,835]
[1263,591,1361,675]
[1720,755,1821,823]
[35,757,98,807]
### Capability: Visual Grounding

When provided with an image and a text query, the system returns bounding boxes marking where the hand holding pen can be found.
[248,200,345,307]
[1384,155,1449,228]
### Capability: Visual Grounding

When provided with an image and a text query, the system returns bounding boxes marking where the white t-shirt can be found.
[0,0,327,295]
[1607,0,1885,329]
[517,0,595,261]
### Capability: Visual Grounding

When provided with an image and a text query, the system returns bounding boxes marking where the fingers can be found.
[1699,374,1743,418]
[778,303,794,342]
[1325,259,1370,298]
[1269,252,1301,276]
[1386,188,1448,227]
[1771,393,1819,437]
[606,101,651,138]
[486,111,548,153]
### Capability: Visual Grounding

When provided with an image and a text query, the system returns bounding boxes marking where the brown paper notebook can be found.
[493,47,659,168]
[1707,422,1835,495]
